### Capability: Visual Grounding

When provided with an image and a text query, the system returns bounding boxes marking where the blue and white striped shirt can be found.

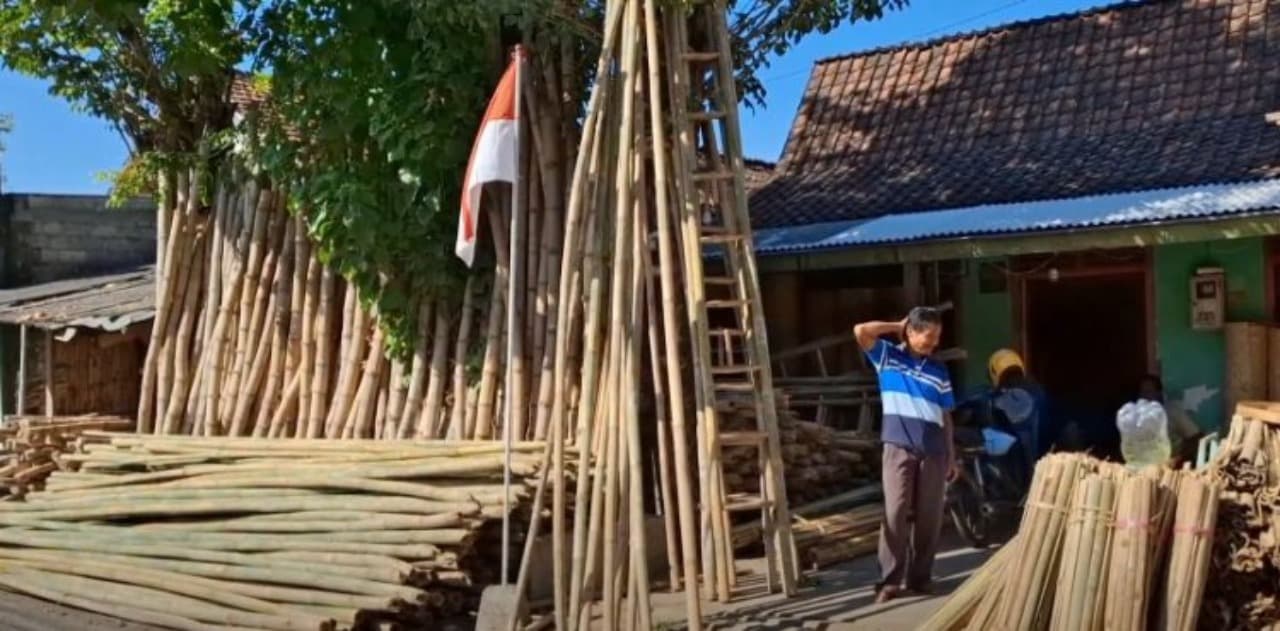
[865,338,955,456]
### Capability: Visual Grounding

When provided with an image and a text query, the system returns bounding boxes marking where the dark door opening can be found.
[1024,271,1148,459]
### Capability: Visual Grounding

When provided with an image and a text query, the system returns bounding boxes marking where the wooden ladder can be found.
[661,0,798,602]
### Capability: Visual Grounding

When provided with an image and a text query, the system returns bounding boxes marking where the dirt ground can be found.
[651,532,997,630]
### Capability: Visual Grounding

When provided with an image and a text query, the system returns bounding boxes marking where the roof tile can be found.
[751,0,1280,228]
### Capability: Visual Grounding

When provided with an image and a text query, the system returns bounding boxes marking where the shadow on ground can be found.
[653,533,997,631]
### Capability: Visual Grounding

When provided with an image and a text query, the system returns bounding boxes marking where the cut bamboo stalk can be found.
[138,174,192,433]
[253,218,297,437]
[162,226,208,434]
[476,204,511,440]
[417,299,451,438]
[266,372,302,439]
[567,51,621,631]
[396,299,434,439]
[448,277,478,440]
[325,289,360,437]
[222,190,272,427]
[298,254,321,438]
[0,568,249,631]
[344,322,385,439]
[0,551,331,629]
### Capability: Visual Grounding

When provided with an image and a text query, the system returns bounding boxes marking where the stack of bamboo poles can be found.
[731,485,881,570]
[920,453,1221,631]
[0,415,132,499]
[1199,403,1280,630]
[137,172,541,441]
[0,433,552,630]
[720,404,879,505]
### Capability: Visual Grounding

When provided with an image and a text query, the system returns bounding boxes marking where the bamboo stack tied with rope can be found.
[921,452,1235,631]
[0,433,559,630]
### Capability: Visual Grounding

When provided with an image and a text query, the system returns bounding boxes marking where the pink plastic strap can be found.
[1115,518,1152,530]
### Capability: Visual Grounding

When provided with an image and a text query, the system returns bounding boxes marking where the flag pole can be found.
[502,44,525,587]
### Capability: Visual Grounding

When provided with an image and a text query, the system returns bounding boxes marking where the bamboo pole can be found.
[645,0,704,618]
[396,300,434,439]
[346,324,385,439]
[448,278,478,440]
[417,300,451,438]
[162,225,208,433]
[476,203,511,440]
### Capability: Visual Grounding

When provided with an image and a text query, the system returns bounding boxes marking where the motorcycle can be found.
[946,391,1032,548]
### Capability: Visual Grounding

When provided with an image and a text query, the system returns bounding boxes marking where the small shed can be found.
[0,267,154,417]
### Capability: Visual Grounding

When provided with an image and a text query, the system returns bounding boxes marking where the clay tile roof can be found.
[743,158,776,193]
[749,0,1280,229]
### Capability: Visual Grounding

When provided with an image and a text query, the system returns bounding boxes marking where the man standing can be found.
[854,307,958,604]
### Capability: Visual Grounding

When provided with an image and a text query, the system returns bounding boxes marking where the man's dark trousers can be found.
[878,442,947,590]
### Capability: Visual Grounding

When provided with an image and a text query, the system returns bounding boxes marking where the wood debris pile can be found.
[0,433,552,630]
[922,453,1217,631]
[1200,404,1280,630]
[720,401,879,505]
[732,485,882,568]
[0,415,132,499]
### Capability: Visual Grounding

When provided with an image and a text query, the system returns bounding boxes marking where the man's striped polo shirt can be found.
[865,338,955,456]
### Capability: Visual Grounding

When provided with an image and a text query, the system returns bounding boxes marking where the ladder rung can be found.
[711,364,759,376]
[720,430,766,447]
[708,326,746,335]
[700,232,744,244]
[682,51,721,64]
[724,495,770,513]
[705,277,737,286]
[689,110,727,123]
[692,169,736,183]
[714,382,757,393]
[706,299,749,309]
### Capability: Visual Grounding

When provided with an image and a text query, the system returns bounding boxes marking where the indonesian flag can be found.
[455,55,522,267]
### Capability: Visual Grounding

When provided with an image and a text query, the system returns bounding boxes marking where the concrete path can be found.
[652,534,997,630]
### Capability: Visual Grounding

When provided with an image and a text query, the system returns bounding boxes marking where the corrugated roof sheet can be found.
[753,179,1280,255]
[0,267,155,332]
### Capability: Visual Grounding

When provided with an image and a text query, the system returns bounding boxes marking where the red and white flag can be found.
[455,55,522,267]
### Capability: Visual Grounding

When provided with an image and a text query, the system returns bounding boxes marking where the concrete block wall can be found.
[0,194,155,285]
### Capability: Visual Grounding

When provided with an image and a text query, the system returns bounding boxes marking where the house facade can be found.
[749,0,1280,436]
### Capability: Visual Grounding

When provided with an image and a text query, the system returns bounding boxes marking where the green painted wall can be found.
[1154,238,1267,432]
[960,258,1014,394]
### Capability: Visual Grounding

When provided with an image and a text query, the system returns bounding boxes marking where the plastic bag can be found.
[1116,399,1171,467]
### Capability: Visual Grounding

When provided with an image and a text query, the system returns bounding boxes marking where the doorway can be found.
[1022,265,1150,459]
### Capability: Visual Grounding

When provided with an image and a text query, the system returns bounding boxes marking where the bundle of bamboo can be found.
[992,453,1090,629]
[0,433,552,630]
[918,541,1017,631]
[1199,405,1280,630]
[1049,473,1117,631]
[0,415,132,499]
[924,453,1230,631]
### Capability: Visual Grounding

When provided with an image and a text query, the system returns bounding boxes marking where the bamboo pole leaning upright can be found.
[447,278,477,440]
[643,0,703,620]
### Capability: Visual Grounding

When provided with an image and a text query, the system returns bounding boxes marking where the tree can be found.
[0,0,908,351]
[0,1,257,156]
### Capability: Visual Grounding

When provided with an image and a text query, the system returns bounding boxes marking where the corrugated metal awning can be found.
[0,267,154,332]
[753,179,1280,256]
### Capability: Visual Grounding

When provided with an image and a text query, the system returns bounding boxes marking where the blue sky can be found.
[0,0,1114,194]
